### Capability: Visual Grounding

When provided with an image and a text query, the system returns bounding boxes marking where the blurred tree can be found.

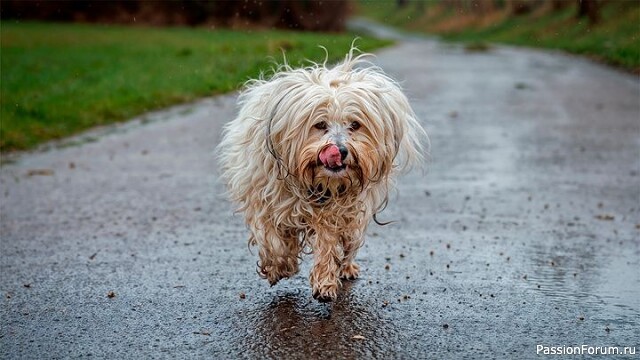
[551,0,571,10]
[289,1,348,31]
[470,0,494,16]
[0,0,349,31]
[577,0,599,24]
[508,0,543,15]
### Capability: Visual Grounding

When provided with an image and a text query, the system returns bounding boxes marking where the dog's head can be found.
[239,50,427,204]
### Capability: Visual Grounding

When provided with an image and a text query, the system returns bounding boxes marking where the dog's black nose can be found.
[338,144,348,161]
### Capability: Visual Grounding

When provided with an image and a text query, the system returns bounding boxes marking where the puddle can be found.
[232,283,403,358]
[527,236,640,324]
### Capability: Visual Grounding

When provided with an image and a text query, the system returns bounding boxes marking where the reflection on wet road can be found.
[240,284,401,358]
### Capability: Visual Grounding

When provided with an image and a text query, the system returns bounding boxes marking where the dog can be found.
[218,48,427,302]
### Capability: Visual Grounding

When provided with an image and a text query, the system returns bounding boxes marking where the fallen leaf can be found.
[27,169,54,177]
[595,214,614,221]
[352,335,365,340]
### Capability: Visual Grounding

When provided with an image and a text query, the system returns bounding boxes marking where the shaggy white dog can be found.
[218,48,427,302]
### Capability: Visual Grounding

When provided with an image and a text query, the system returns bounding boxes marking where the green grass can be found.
[358,0,639,71]
[0,21,392,152]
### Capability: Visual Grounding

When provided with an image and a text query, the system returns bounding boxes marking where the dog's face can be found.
[294,94,392,202]
[265,72,414,203]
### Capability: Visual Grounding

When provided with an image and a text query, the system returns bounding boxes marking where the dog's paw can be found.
[261,270,282,286]
[260,259,300,286]
[261,266,288,286]
[340,262,360,280]
[267,276,281,287]
[312,284,338,303]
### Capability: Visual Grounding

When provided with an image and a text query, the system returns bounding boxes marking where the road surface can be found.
[2,23,639,359]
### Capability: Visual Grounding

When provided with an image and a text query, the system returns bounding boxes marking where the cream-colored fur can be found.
[218,48,427,302]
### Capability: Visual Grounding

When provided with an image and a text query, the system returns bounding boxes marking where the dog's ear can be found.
[247,68,327,181]
[338,48,428,172]
[359,70,428,174]
[383,83,428,173]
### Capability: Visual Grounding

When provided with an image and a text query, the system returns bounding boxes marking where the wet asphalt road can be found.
[2,25,640,359]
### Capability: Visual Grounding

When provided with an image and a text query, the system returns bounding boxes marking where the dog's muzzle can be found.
[318,144,348,172]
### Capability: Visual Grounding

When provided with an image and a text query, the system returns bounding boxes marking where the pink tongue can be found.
[319,144,342,168]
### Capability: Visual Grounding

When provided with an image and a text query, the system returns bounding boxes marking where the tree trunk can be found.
[577,0,599,24]
[550,0,570,10]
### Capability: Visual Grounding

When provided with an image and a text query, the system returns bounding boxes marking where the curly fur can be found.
[218,47,427,302]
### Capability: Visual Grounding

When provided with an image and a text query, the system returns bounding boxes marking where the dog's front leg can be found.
[255,226,300,286]
[309,231,342,302]
[339,234,362,280]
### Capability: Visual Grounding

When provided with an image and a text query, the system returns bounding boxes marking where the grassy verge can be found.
[358,0,639,72]
[0,21,392,152]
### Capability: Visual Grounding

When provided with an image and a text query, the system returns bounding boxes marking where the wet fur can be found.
[218,48,427,302]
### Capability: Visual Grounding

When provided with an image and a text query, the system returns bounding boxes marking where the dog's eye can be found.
[314,121,327,130]
[349,121,361,131]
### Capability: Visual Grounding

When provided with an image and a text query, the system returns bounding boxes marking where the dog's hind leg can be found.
[256,226,301,286]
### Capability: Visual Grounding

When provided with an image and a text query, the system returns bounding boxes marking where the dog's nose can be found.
[338,144,348,161]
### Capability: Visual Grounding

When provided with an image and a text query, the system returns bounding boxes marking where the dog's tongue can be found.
[319,144,342,168]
